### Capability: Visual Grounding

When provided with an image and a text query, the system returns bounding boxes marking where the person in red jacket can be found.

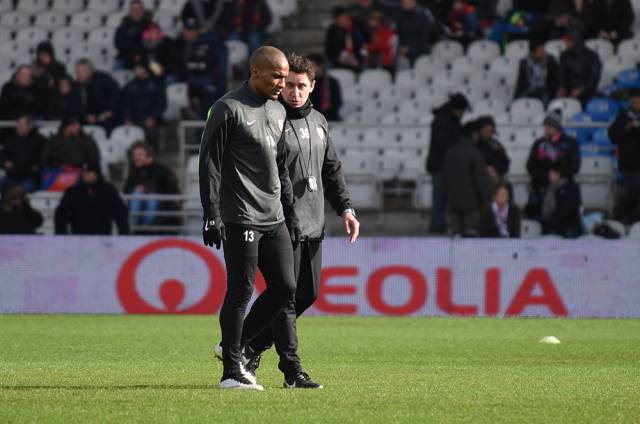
[365,10,398,72]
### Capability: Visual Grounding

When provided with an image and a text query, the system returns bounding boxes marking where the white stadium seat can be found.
[1,11,31,30]
[38,124,60,138]
[86,0,120,14]
[600,55,637,88]
[225,39,249,66]
[34,11,67,30]
[110,125,146,152]
[15,27,49,46]
[510,97,545,117]
[105,12,127,28]
[414,85,447,107]
[473,99,507,117]
[505,40,529,60]
[52,27,85,47]
[83,125,108,143]
[17,0,49,14]
[451,55,484,79]
[544,39,565,59]
[577,156,615,211]
[364,127,401,149]
[159,0,187,14]
[267,0,298,16]
[520,219,542,238]
[489,56,519,86]
[28,191,62,235]
[395,69,428,87]
[585,38,614,61]
[329,126,364,148]
[0,0,13,13]
[377,85,413,106]
[328,68,356,90]
[628,222,640,239]
[70,11,103,29]
[413,54,447,78]
[359,69,392,87]
[0,42,31,60]
[413,175,433,209]
[514,127,543,148]
[399,127,430,149]
[340,148,383,210]
[617,38,640,60]
[467,71,502,92]
[88,27,116,50]
[51,0,85,13]
[466,40,501,63]
[547,97,582,118]
[164,82,188,120]
[431,40,464,62]
[458,84,487,105]
[431,69,465,91]
[154,12,178,37]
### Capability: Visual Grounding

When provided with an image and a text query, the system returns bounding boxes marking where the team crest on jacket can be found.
[316,127,325,140]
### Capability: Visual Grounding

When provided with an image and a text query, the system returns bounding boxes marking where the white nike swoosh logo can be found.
[247,120,256,126]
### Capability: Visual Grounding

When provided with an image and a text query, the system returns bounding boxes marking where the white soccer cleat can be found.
[240,362,257,385]
[219,376,264,391]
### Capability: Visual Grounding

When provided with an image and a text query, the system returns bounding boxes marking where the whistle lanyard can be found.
[288,117,313,179]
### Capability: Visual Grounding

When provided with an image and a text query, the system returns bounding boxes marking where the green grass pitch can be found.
[1,315,639,423]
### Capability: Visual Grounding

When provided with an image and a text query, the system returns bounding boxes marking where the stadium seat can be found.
[359,69,392,87]
[15,27,49,46]
[413,175,433,209]
[360,100,395,119]
[164,82,189,120]
[52,27,85,48]
[395,69,428,87]
[267,0,298,16]
[51,0,85,13]
[489,56,519,86]
[112,70,134,87]
[467,71,502,93]
[617,38,640,60]
[473,98,507,117]
[505,40,529,60]
[158,0,187,14]
[110,125,146,152]
[340,148,383,210]
[70,11,103,29]
[105,12,126,27]
[547,97,582,118]
[83,125,108,143]
[399,127,430,149]
[520,219,542,238]
[495,112,535,125]
[458,84,487,105]
[603,219,626,237]
[154,12,178,36]
[377,85,413,105]
[414,85,448,107]
[34,11,68,30]
[585,97,620,122]
[431,40,464,62]
[0,0,13,13]
[344,112,370,124]
[225,39,248,66]
[86,0,119,14]
[450,56,484,79]
[544,39,565,59]
[17,0,49,14]
[1,11,31,30]
[28,191,62,235]
[38,124,59,138]
[510,97,545,118]
[616,68,640,88]
[398,148,427,180]
[431,70,465,91]
[380,113,405,125]
[466,40,501,63]
[0,42,31,60]
[380,147,408,179]
[577,156,615,210]
[585,38,614,61]
[328,68,356,90]
[600,55,637,88]
[628,222,640,239]
[508,152,530,206]
[565,112,595,144]
[88,27,116,51]
[413,54,447,78]
[365,127,401,149]
[514,127,542,149]
[329,125,364,148]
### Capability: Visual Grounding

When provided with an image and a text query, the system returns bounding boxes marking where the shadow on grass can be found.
[0,384,216,390]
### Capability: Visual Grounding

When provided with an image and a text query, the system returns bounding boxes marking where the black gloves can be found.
[203,217,226,249]
[283,204,303,248]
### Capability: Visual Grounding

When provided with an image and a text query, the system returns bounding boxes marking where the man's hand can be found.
[283,204,302,248]
[343,211,360,244]
[203,217,226,249]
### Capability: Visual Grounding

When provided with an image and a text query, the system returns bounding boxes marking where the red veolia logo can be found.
[117,239,226,314]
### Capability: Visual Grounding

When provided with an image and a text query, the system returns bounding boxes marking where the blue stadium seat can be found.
[585,98,620,122]
[566,112,595,144]
[616,68,640,88]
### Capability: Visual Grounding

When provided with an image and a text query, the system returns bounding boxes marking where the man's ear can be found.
[309,80,316,93]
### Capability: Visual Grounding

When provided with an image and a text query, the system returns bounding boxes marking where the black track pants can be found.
[219,223,296,373]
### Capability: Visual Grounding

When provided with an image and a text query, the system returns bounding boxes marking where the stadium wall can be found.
[1,236,638,317]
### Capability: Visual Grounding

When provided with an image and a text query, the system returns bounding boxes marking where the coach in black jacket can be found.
[243,53,359,389]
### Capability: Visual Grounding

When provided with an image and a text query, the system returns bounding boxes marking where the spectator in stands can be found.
[609,88,640,224]
[75,59,120,131]
[474,0,498,32]
[173,18,228,119]
[326,6,367,72]
[442,120,491,236]
[308,53,343,121]
[364,11,398,72]
[541,159,583,237]
[0,186,43,235]
[349,0,388,40]
[548,0,598,39]
[526,109,581,218]
[121,62,167,147]
[593,0,634,44]
[45,76,85,121]
[1,114,46,193]
[426,93,470,233]
[181,0,225,35]
[488,9,538,46]
[420,0,451,23]
[513,0,549,14]
[41,117,101,192]
[31,42,67,100]
[55,162,129,235]
[556,30,602,105]
[141,22,175,83]
[220,0,272,53]
[514,37,559,105]
[396,0,442,64]
[0,65,41,120]
[115,0,152,69]
[447,0,479,47]
[474,116,510,181]
[123,141,180,229]
[477,182,521,238]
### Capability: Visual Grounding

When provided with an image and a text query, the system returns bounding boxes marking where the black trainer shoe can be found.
[245,353,261,378]
[284,372,323,389]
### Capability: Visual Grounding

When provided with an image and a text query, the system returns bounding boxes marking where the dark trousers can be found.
[448,210,480,236]
[219,223,296,373]
[248,241,322,377]
[617,171,640,224]
[430,173,447,233]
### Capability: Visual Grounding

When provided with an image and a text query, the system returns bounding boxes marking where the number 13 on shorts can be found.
[243,230,255,242]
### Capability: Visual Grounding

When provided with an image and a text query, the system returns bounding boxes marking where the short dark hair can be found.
[286,52,316,82]
[332,6,349,18]
[129,140,154,158]
[307,53,325,66]
[529,37,546,52]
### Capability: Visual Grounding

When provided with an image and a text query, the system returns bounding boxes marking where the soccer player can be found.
[240,52,359,388]
[199,46,300,391]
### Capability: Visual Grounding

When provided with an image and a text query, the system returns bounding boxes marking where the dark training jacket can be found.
[280,99,352,240]
[199,82,293,227]
[609,108,640,173]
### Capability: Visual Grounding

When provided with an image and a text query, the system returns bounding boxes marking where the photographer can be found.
[0,186,43,234]
[609,88,640,224]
